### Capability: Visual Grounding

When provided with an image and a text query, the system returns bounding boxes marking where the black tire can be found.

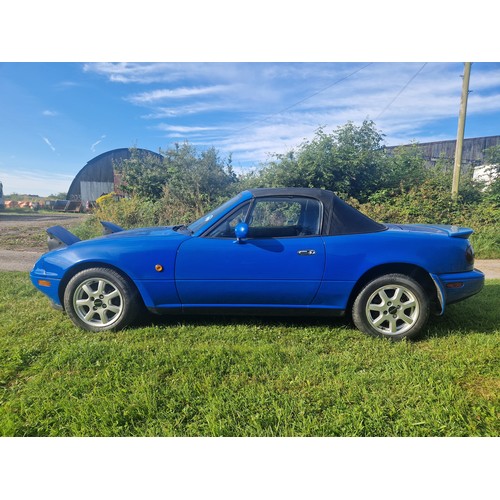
[63,267,140,332]
[352,273,430,341]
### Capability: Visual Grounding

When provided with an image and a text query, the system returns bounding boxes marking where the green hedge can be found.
[74,186,499,259]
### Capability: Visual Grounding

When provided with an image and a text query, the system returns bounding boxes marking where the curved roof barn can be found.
[67,148,163,203]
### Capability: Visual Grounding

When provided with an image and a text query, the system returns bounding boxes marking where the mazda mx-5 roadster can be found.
[31,188,484,340]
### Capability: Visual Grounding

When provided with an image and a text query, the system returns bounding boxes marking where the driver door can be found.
[175,196,325,307]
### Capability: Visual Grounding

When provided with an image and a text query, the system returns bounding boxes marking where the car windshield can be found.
[188,193,245,234]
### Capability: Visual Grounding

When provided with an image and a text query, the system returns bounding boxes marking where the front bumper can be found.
[431,269,485,315]
[30,269,62,307]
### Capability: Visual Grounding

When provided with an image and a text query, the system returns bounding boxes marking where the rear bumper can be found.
[431,269,485,314]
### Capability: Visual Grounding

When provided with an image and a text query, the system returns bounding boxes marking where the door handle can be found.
[297,249,316,256]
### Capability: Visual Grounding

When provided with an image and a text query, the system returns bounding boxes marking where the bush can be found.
[250,122,388,201]
[73,196,159,240]
[469,227,500,259]
[355,182,499,259]
[74,181,499,259]
[71,132,499,259]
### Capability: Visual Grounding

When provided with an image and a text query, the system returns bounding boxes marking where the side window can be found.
[247,197,321,238]
[206,203,251,238]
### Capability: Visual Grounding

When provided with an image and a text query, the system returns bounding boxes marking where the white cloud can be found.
[127,85,230,105]
[91,134,106,152]
[55,81,81,89]
[141,102,229,119]
[157,124,222,133]
[84,62,500,170]
[41,136,56,151]
[42,109,58,117]
[83,63,252,85]
[83,63,184,84]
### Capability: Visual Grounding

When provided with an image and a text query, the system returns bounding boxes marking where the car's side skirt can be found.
[148,305,345,317]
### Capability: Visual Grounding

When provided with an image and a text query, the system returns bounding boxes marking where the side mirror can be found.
[234,222,249,243]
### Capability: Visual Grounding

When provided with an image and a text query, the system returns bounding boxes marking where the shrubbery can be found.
[76,122,499,258]
[74,195,158,240]
[75,142,239,239]
[353,185,499,259]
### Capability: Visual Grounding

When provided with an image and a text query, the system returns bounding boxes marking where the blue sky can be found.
[1,61,499,197]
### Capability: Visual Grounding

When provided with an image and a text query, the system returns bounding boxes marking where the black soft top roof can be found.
[247,188,386,236]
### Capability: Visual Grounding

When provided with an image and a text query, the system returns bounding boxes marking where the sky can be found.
[1,61,499,197]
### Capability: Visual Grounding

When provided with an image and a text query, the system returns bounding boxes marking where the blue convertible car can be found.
[30,188,484,340]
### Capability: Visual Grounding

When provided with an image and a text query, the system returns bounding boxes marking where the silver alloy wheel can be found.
[73,277,124,328]
[365,284,420,335]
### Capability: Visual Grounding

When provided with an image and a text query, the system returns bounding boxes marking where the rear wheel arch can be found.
[352,273,431,340]
[347,263,437,314]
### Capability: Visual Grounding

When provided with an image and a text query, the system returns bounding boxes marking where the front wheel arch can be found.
[58,262,142,309]
[63,266,142,332]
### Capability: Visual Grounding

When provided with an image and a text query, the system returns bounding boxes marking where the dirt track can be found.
[0,213,86,270]
[0,213,85,250]
[0,213,499,277]
[0,250,44,271]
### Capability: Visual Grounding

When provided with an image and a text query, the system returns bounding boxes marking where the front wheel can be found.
[64,267,140,332]
[352,274,430,340]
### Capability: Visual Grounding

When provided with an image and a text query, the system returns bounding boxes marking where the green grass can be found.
[0,271,498,437]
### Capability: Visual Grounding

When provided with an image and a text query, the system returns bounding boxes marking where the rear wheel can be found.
[64,267,140,332]
[352,274,430,340]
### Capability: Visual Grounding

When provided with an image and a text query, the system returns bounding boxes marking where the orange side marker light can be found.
[446,282,464,289]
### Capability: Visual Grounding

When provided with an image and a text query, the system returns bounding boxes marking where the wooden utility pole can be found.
[452,62,472,201]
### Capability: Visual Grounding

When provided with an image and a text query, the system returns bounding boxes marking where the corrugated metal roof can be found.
[67,148,162,202]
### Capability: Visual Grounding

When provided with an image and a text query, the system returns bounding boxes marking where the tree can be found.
[485,144,500,166]
[332,120,387,199]
[158,142,238,223]
[116,143,237,212]
[249,121,387,202]
[115,148,169,200]
[47,192,68,199]
[383,144,428,194]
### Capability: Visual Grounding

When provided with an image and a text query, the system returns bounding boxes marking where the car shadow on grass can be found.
[423,282,499,338]
[134,309,353,331]
[131,283,499,340]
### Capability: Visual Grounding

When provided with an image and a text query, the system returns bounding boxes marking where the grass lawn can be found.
[0,271,498,437]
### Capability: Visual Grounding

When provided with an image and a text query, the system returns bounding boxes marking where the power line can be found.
[375,63,428,120]
[235,62,373,133]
